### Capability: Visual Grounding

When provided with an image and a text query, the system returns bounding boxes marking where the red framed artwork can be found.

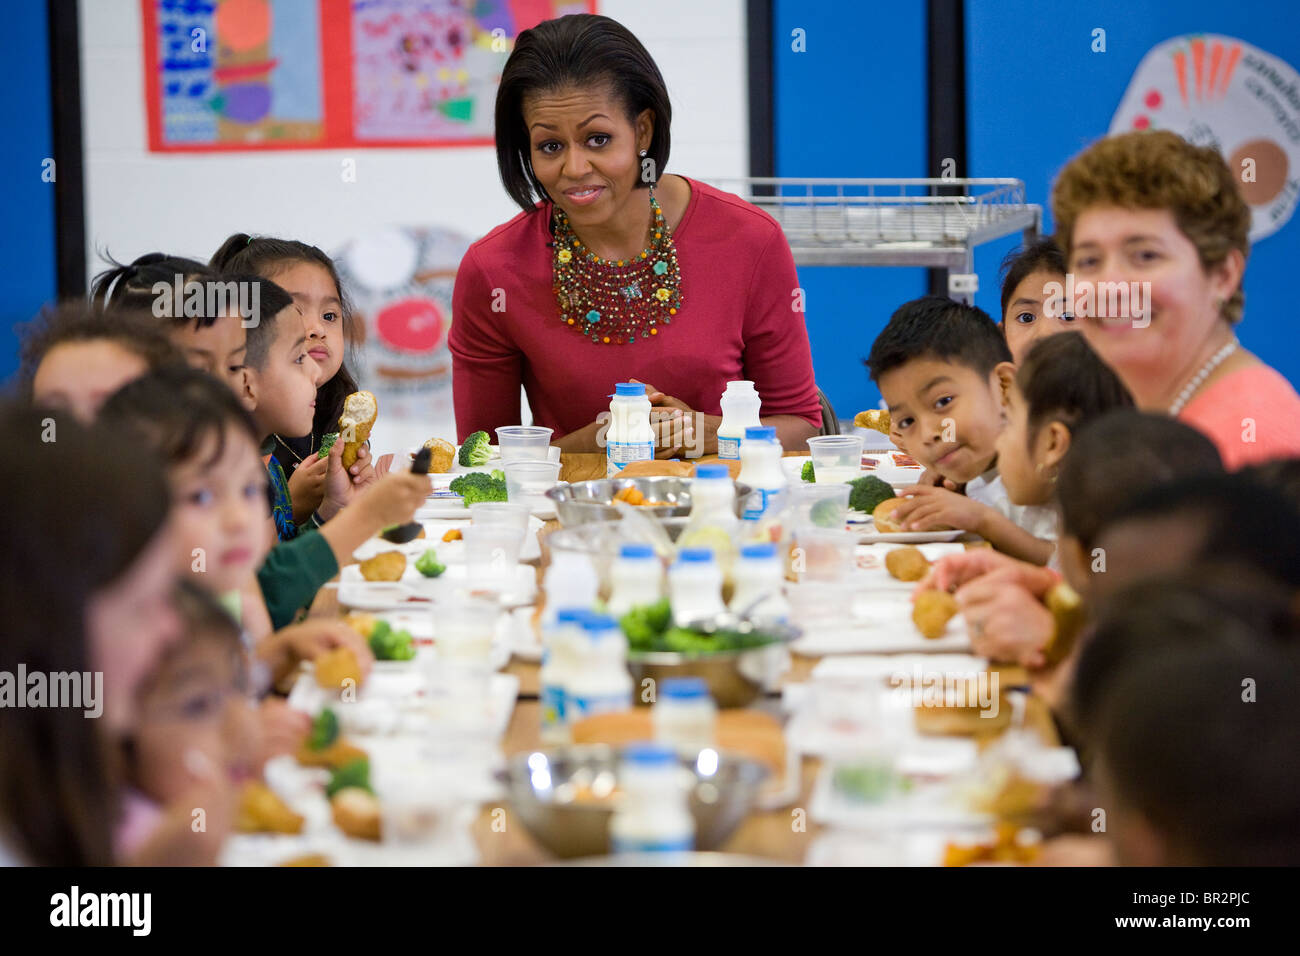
[141,0,597,152]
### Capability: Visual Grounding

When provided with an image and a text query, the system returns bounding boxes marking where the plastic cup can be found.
[792,527,858,582]
[807,435,864,484]
[469,501,530,533]
[496,426,553,461]
[431,597,501,666]
[791,482,851,531]
[504,459,562,505]
[462,525,525,578]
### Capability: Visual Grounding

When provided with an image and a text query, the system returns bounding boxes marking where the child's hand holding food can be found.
[288,454,329,523]
[891,484,989,532]
[354,469,432,529]
[317,435,357,521]
[952,568,1055,668]
[915,550,1055,596]
[347,442,377,491]
[266,619,375,686]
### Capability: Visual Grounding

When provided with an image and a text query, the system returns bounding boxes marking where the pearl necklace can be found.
[1168,341,1238,416]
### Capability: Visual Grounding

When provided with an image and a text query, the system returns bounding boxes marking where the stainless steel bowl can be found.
[498,744,770,859]
[628,619,800,708]
[546,476,752,528]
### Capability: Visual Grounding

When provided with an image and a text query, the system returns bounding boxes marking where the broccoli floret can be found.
[415,548,446,578]
[368,620,416,660]
[457,430,492,467]
[619,598,672,651]
[809,496,844,528]
[801,460,815,482]
[848,475,895,514]
[306,708,339,751]
[448,471,509,506]
[490,469,505,481]
[317,432,340,459]
[662,627,721,655]
[326,756,372,798]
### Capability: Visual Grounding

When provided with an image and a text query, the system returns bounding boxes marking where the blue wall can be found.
[775,0,1300,416]
[0,3,57,384]
[774,0,928,418]
[967,0,1300,392]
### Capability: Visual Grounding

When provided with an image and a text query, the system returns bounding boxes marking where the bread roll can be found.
[854,409,891,435]
[872,497,907,533]
[422,437,456,474]
[331,787,381,841]
[339,391,378,469]
[616,459,694,479]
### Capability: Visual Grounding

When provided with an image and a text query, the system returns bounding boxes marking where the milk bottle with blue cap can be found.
[607,543,664,618]
[738,426,787,536]
[606,382,655,478]
[609,743,695,854]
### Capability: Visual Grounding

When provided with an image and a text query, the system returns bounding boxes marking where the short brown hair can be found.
[1051,130,1251,323]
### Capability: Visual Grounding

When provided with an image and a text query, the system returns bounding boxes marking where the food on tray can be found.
[617,459,695,478]
[343,613,378,638]
[912,589,959,639]
[570,708,786,777]
[448,470,508,505]
[359,550,407,582]
[317,432,340,459]
[277,854,332,867]
[831,761,910,804]
[871,497,907,533]
[943,823,1041,866]
[912,673,1011,736]
[457,430,492,467]
[848,476,895,515]
[315,647,363,691]
[338,391,378,469]
[331,787,382,841]
[1042,582,1086,666]
[367,619,416,661]
[854,409,891,435]
[617,599,777,654]
[885,545,930,581]
[422,437,456,474]
[325,756,372,799]
[892,452,920,467]
[235,781,304,835]
[613,485,669,507]
[801,460,815,482]
[297,708,369,769]
[414,548,446,579]
[442,528,463,542]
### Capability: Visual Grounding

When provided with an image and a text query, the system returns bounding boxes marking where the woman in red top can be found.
[450,14,822,455]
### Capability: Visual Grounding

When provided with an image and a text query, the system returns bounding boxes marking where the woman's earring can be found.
[639,149,648,157]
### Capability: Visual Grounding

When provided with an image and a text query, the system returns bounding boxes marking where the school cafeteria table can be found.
[305,452,1055,866]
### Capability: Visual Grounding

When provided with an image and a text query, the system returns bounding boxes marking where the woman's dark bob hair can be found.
[495,14,672,214]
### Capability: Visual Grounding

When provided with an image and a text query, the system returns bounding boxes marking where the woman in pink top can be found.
[450,14,822,454]
[1052,130,1300,469]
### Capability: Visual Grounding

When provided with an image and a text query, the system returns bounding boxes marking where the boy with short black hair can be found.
[865,295,1054,562]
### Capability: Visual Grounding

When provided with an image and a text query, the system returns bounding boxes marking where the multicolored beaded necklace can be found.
[549,187,683,345]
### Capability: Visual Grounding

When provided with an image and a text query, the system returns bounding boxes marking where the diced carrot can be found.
[442,528,462,542]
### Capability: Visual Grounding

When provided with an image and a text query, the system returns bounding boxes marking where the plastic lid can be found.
[614,382,646,397]
[676,548,715,563]
[744,426,776,441]
[662,677,711,700]
[741,543,778,560]
[619,542,656,559]
[621,742,679,766]
[694,464,730,479]
[581,612,619,633]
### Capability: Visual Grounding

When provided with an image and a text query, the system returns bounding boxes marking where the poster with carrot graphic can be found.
[1110,35,1300,241]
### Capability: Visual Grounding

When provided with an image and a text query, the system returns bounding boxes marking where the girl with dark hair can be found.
[210,234,372,523]
[1,402,182,864]
[998,238,1074,365]
[453,13,822,455]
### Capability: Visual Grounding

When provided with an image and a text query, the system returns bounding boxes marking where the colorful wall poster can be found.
[143,0,597,152]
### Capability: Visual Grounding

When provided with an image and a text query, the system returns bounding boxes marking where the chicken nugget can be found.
[885,545,930,581]
[236,782,304,835]
[331,787,382,841]
[912,589,959,639]
[315,647,363,691]
[854,409,891,435]
[359,550,406,582]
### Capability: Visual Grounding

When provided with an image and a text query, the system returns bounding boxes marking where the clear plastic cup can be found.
[469,501,530,532]
[504,459,562,505]
[791,482,851,531]
[807,435,864,484]
[791,527,859,582]
[462,525,525,578]
[495,426,554,461]
[431,597,501,666]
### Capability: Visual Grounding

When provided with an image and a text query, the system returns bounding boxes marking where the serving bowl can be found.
[627,634,795,709]
[499,744,770,859]
[546,476,752,528]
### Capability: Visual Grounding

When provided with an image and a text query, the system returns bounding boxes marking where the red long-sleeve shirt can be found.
[449,177,823,441]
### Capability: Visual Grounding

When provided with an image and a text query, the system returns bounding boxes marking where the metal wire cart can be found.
[704,178,1043,302]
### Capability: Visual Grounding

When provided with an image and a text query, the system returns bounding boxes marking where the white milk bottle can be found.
[541,551,599,631]
[716,381,761,460]
[540,608,586,745]
[729,542,792,625]
[607,543,664,619]
[566,613,634,719]
[679,464,740,574]
[653,677,718,757]
[609,743,695,855]
[737,426,788,540]
[606,382,655,478]
[668,548,726,627]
